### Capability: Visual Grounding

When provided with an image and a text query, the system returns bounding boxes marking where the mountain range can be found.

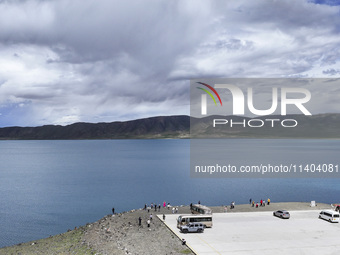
[0,114,339,139]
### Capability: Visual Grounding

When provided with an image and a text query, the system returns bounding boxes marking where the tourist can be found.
[252,201,255,207]
[260,199,263,206]
[147,219,150,228]
[163,214,166,221]
[249,198,252,204]
[172,207,175,214]
[112,207,115,214]
[150,214,153,221]
[267,198,271,205]
[138,217,142,226]
[158,204,161,212]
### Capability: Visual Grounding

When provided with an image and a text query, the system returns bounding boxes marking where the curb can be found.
[156,214,198,255]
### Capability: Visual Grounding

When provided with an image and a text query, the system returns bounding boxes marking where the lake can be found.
[0,139,339,248]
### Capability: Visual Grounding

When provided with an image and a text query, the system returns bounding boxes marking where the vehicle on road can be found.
[180,223,204,233]
[273,210,290,219]
[319,210,339,223]
[190,204,212,214]
[177,214,213,228]
[332,204,340,212]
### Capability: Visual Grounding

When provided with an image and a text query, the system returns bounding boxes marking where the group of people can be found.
[138,213,159,228]
[139,202,172,228]
[172,207,179,214]
[144,203,161,212]
[143,202,173,212]
[250,198,271,208]
[139,212,167,228]
[139,214,153,228]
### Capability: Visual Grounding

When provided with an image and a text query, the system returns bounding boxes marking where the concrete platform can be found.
[162,210,340,255]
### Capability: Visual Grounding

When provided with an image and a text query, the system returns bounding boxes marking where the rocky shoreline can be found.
[0,202,334,255]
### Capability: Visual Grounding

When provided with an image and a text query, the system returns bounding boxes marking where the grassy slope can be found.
[0,227,99,255]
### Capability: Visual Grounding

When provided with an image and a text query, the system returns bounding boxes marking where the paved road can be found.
[163,210,340,255]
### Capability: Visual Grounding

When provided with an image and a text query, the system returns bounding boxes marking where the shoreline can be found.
[0,202,336,254]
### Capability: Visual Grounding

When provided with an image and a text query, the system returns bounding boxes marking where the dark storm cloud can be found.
[323,69,340,75]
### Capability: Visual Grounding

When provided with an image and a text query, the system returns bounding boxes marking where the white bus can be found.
[190,204,212,215]
[177,214,213,228]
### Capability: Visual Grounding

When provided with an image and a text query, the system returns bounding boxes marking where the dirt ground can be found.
[82,206,194,255]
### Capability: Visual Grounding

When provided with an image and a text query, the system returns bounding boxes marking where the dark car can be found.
[180,223,204,233]
[273,210,290,219]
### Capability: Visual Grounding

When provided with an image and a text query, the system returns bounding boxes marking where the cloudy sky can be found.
[0,0,340,127]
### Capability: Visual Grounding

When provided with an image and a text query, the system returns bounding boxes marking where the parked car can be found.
[319,210,340,223]
[273,210,290,219]
[180,222,204,233]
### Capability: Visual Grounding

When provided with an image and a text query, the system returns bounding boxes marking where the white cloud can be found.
[0,0,339,126]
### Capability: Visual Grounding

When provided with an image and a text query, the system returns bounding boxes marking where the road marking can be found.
[157,215,199,255]
[197,235,222,255]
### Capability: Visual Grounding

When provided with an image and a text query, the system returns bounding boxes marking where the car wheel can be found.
[280,215,283,218]
[329,219,331,223]
[197,229,202,233]
[183,229,188,233]
[319,215,321,219]
[273,212,275,216]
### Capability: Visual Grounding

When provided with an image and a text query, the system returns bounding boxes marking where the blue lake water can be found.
[0,139,339,248]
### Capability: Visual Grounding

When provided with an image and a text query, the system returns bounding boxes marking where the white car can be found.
[180,223,204,233]
[273,210,290,219]
[319,210,339,223]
